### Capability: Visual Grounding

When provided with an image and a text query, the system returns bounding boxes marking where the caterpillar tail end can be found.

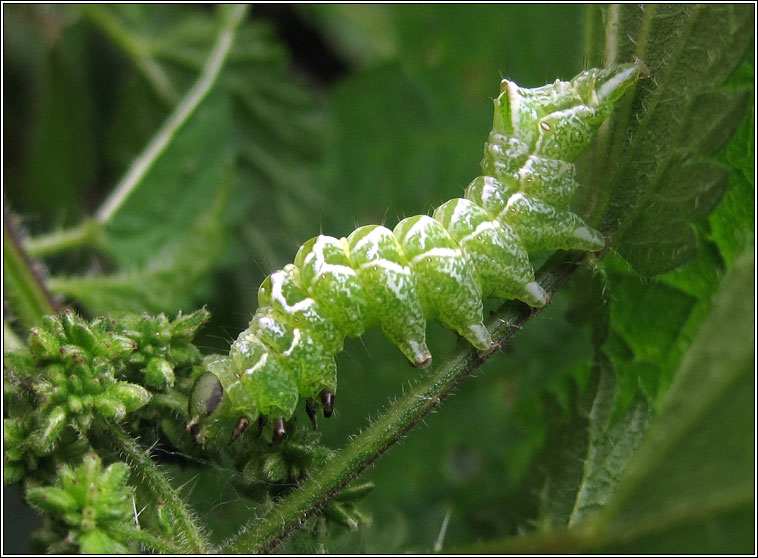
[595,63,640,105]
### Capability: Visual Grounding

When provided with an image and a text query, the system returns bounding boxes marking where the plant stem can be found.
[108,525,186,554]
[3,209,57,329]
[95,419,211,554]
[220,251,589,554]
[23,218,104,258]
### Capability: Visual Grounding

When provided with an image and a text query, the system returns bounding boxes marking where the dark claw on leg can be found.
[305,398,318,429]
[319,389,334,418]
[272,417,287,445]
[228,416,250,445]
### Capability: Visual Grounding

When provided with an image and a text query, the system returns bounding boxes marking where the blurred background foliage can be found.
[3,4,754,554]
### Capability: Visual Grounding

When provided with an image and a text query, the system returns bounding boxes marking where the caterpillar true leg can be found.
[229,417,250,446]
[320,389,335,418]
[272,417,287,445]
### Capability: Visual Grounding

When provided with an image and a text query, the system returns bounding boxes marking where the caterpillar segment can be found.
[188,64,639,445]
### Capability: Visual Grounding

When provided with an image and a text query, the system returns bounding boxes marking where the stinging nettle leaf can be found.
[591,246,754,554]
[102,90,235,268]
[598,4,754,276]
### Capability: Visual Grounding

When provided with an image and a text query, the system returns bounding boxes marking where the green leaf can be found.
[95,3,327,263]
[709,102,755,268]
[21,4,324,319]
[102,90,234,268]
[567,363,651,526]
[48,163,233,314]
[523,377,594,531]
[597,4,754,275]
[592,245,754,553]
[450,245,754,555]
[524,359,651,532]
[298,5,399,66]
[25,26,96,227]
[601,252,702,407]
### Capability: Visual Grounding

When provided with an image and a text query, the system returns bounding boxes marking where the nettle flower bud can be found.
[69,323,98,353]
[28,327,61,361]
[261,453,289,483]
[7,312,155,460]
[105,335,137,360]
[111,310,209,389]
[26,453,135,554]
[5,308,210,481]
[32,405,68,454]
[145,358,176,390]
[3,417,36,484]
[169,343,202,367]
[171,308,211,341]
[107,382,152,411]
[26,485,79,515]
[93,397,127,420]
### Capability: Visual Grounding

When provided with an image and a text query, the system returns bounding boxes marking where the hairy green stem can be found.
[603,3,622,67]
[108,525,186,554]
[23,218,104,258]
[95,419,211,553]
[219,251,589,554]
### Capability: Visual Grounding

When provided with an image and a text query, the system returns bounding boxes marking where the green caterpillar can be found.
[188,64,640,444]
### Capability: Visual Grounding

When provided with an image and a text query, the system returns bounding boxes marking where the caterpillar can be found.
[188,64,640,445]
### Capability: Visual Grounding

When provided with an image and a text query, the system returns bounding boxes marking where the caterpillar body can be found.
[188,64,640,444]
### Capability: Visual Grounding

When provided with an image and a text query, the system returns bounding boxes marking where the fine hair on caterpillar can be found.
[188,64,640,445]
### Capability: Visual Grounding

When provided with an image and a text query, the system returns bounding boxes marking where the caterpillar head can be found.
[187,355,261,446]
[187,354,336,445]
[187,358,231,446]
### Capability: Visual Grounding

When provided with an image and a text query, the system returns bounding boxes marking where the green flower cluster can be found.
[3,308,210,483]
[242,433,335,487]
[111,308,209,390]
[26,453,135,554]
